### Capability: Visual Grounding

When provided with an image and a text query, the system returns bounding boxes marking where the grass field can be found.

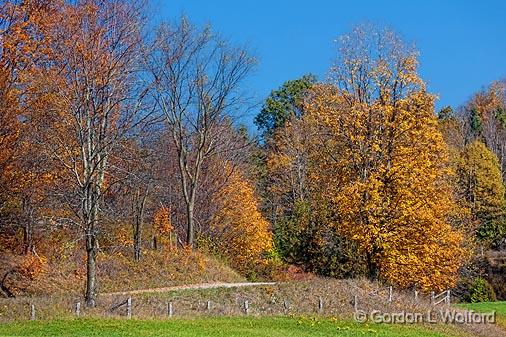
[455,301,506,316]
[0,317,467,337]
[455,301,506,328]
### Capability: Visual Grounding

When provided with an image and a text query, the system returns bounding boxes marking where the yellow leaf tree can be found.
[303,25,466,290]
[210,168,273,276]
[456,140,506,246]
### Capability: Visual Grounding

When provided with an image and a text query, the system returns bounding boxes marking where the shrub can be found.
[467,277,497,303]
[274,201,367,279]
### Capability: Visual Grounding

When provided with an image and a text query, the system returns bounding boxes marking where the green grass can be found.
[455,301,506,316]
[0,317,463,337]
[455,301,506,327]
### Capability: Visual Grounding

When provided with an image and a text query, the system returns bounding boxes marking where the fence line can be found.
[20,286,454,320]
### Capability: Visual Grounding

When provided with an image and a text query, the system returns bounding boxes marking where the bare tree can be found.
[110,138,158,262]
[148,17,255,248]
[39,0,148,307]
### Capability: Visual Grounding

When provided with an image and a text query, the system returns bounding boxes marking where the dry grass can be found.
[1,278,504,337]
[0,248,244,297]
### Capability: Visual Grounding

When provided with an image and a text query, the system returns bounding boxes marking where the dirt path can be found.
[104,282,277,296]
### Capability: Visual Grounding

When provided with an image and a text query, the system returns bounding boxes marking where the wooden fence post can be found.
[430,291,435,304]
[283,300,289,314]
[75,302,81,317]
[388,286,393,303]
[30,304,35,320]
[207,300,212,311]
[244,300,249,315]
[353,295,358,311]
[126,297,132,319]
[168,302,173,317]
[414,290,418,303]
[446,290,451,305]
[318,297,323,313]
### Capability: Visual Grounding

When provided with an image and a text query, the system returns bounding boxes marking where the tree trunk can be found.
[84,184,100,308]
[152,235,158,250]
[133,219,141,262]
[85,230,97,307]
[186,202,195,248]
[132,190,147,262]
[22,199,34,255]
[177,149,198,249]
[22,222,33,255]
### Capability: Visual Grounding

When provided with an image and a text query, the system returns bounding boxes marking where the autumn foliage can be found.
[153,207,173,236]
[1,3,504,302]
[259,25,471,291]
[210,168,273,276]
[303,85,466,290]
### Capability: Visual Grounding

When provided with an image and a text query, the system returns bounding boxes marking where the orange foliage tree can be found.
[153,207,173,235]
[152,206,173,249]
[0,0,61,254]
[209,168,273,276]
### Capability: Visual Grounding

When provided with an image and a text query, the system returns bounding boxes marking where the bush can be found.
[466,277,497,303]
[274,201,367,279]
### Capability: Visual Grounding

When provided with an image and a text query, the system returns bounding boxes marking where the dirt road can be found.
[104,282,277,296]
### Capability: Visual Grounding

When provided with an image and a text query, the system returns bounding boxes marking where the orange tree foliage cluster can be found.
[210,168,273,276]
[152,206,174,248]
[0,0,62,256]
[153,207,173,235]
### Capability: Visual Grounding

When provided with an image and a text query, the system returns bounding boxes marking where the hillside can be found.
[0,248,244,297]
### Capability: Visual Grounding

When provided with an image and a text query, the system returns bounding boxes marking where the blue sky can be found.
[151,0,506,131]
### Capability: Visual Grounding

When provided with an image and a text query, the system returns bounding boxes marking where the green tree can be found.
[469,108,483,139]
[254,74,316,137]
[456,141,506,246]
[254,76,318,274]
[275,199,366,278]
[438,106,454,121]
